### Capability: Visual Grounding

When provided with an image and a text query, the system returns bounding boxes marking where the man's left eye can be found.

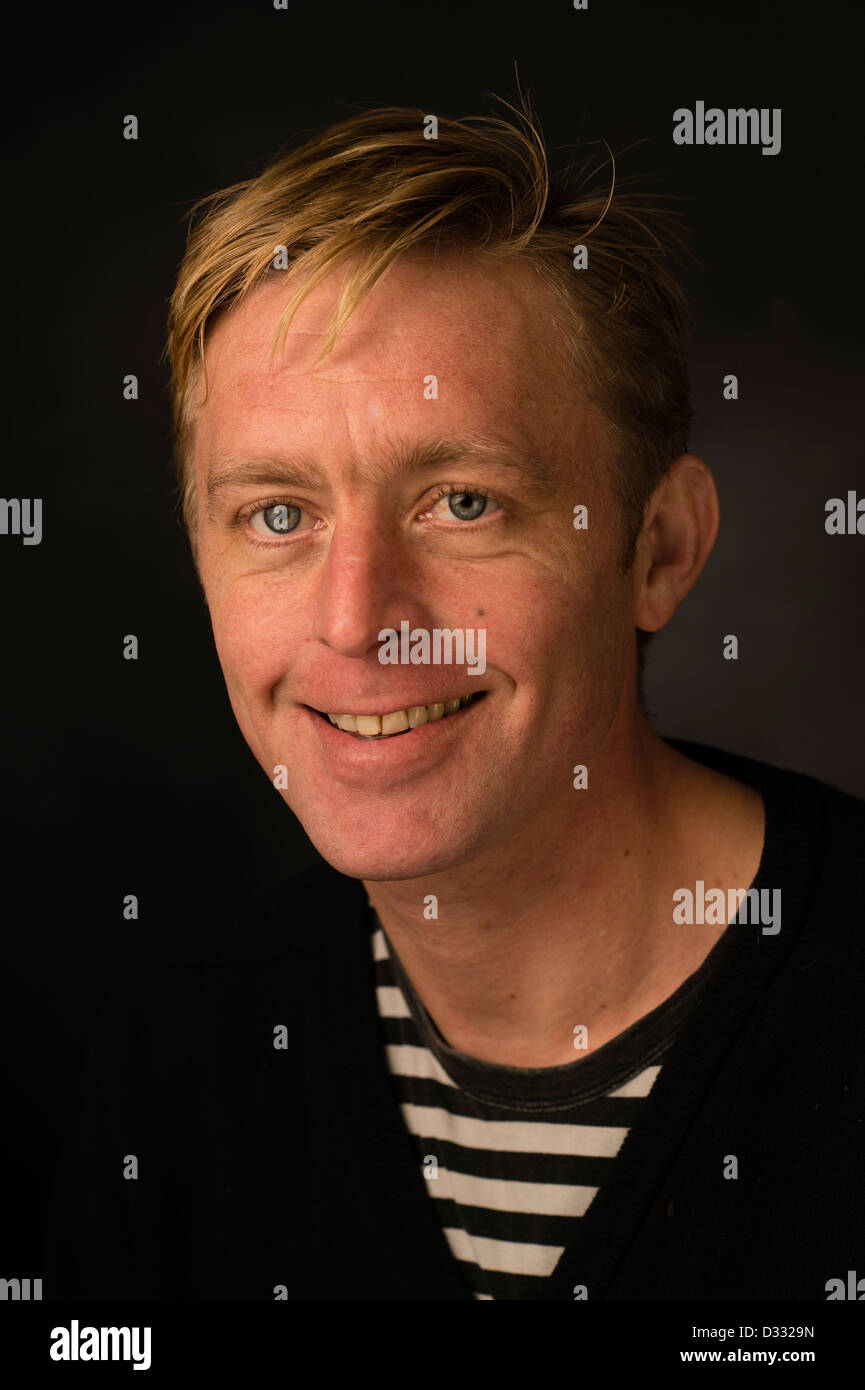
[438,491,500,522]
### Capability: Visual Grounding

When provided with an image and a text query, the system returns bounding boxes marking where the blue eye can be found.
[448,491,491,521]
[259,503,301,534]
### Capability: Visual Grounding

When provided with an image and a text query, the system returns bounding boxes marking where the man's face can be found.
[192,255,638,879]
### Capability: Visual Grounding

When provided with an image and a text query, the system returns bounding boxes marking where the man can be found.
[45,103,864,1300]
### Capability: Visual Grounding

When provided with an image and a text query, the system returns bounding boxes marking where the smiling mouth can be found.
[309,690,487,739]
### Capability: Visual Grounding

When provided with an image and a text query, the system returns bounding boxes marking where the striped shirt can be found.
[372,916,734,1299]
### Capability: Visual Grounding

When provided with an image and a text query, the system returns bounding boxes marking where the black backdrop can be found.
[1,0,863,1288]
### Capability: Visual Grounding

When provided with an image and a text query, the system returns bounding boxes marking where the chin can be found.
[297,810,482,883]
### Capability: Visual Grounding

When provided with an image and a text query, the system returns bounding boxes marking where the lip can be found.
[298,690,488,776]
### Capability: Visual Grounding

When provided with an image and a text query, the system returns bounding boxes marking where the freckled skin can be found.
[192,254,765,1066]
[194,257,631,876]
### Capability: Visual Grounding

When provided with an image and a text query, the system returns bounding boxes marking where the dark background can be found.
[1,0,862,1271]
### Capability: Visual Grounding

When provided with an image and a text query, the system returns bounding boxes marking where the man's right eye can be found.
[249,503,303,536]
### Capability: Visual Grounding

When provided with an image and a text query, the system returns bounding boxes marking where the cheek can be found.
[498,557,629,702]
[209,585,293,701]
[489,562,603,657]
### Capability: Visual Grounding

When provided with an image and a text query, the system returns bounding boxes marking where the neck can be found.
[364,714,764,1067]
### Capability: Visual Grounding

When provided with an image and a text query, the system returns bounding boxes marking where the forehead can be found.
[192,254,594,466]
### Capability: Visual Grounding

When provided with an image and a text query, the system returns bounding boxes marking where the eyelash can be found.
[235,484,503,547]
[423,483,500,524]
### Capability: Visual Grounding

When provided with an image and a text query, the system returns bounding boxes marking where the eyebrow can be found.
[204,433,559,518]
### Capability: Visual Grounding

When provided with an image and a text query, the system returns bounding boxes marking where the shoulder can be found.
[670,737,865,968]
[668,735,865,843]
[88,862,370,1060]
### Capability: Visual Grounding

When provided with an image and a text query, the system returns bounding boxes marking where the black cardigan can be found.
[42,741,865,1300]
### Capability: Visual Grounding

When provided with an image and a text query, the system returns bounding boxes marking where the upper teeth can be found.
[327,694,477,736]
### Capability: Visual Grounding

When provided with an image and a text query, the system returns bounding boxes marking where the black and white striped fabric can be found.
[372,916,731,1299]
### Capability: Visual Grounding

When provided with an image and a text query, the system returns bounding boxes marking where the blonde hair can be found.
[166,98,695,572]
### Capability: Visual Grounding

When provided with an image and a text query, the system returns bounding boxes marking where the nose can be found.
[312,509,419,661]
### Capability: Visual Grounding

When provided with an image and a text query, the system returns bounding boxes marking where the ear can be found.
[633,454,720,634]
